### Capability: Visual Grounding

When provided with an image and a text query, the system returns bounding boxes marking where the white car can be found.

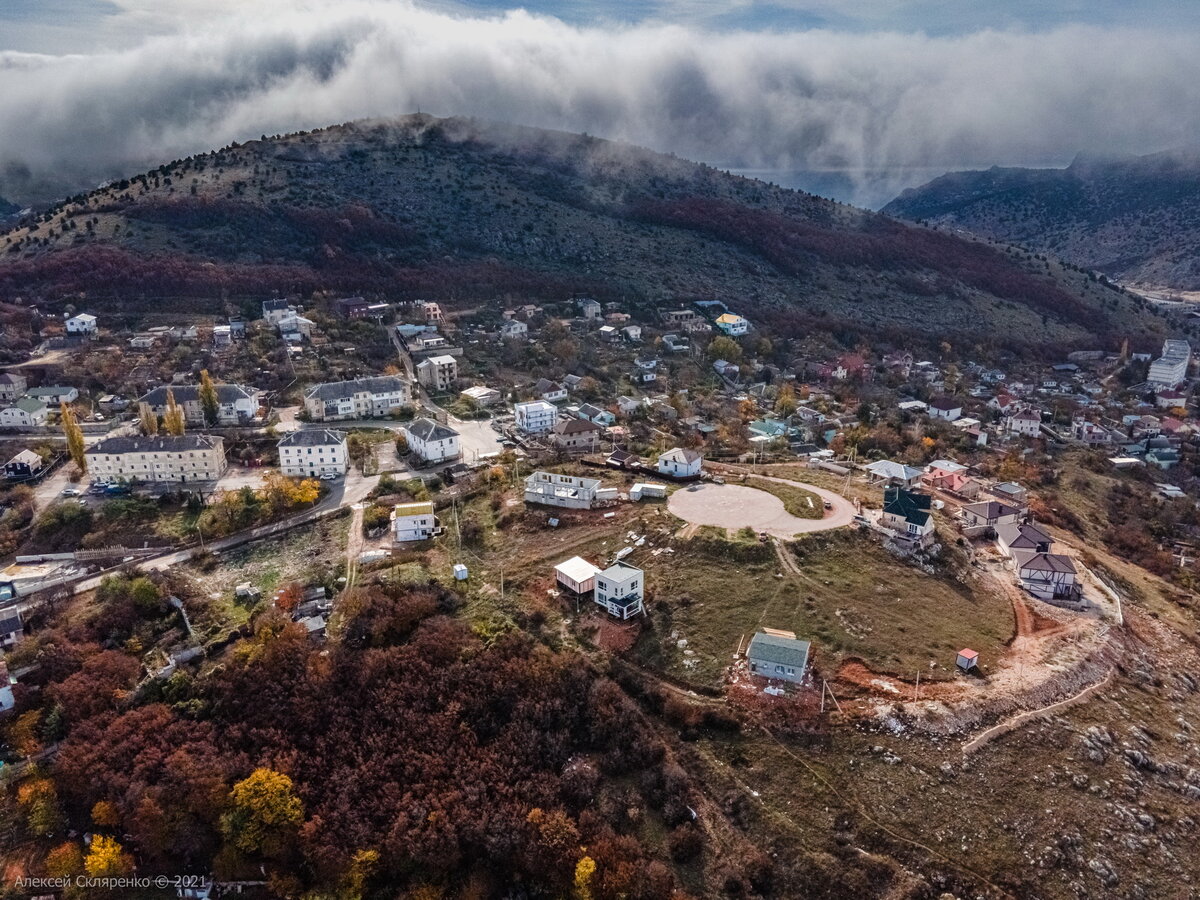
[61,487,82,497]
[319,472,340,481]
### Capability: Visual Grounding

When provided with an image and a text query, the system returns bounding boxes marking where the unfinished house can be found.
[524,471,616,509]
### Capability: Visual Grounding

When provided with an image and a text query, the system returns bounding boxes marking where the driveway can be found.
[668,480,856,539]
[450,415,508,464]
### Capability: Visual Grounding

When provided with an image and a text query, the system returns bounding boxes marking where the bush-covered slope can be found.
[0,115,1162,349]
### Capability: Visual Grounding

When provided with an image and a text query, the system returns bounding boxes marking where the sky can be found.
[2,0,1199,207]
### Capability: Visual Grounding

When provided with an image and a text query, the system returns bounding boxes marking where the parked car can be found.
[61,487,81,496]
[319,472,339,481]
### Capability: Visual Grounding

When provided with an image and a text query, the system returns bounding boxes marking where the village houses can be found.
[551,418,603,454]
[515,400,558,434]
[594,561,645,619]
[656,447,703,478]
[391,501,441,542]
[65,313,98,335]
[0,373,28,403]
[0,399,49,428]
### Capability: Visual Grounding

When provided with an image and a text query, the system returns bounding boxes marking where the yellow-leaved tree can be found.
[199,369,220,426]
[162,389,186,436]
[259,471,320,513]
[84,835,133,877]
[138,401,159,436]
[574,855,596,900]
[220,768,304,856]
[60,402,86,474]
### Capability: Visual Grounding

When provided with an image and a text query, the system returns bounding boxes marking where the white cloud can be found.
[1,1,1198,205]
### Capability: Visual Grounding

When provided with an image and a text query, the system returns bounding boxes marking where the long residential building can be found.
[85,434,227,483]
[277,429,348,477]
[303,376,410,421]
[140,383,260,426]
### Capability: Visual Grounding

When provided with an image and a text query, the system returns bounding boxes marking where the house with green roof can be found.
[747,631,810,684]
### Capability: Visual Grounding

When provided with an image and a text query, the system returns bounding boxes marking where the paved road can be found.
[667,478,856,539]
[287,412,504,470]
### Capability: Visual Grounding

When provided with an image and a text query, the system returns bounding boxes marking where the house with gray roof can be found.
[25,386,78,405]
[864,459,923,487]
[405,417,460,464]
[86,433,227,483]
[140,383,259,426]
[303,376,410,421]
[277,429,348,477]
[995,521,1054,558]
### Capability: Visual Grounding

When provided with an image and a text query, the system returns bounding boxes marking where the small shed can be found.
[554,556,600,594]
[956,648,979,671]
[453,563,469,581]
[629,482,667,501]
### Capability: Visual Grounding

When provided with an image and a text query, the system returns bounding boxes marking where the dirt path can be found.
[962,666,1116,754]
[344,503,365,590]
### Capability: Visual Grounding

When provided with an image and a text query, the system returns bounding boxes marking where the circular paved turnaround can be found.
[668,480,855,539]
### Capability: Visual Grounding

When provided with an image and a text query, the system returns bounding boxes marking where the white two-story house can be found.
[594,561,645,619]
[392,501,441,542]
[405,418,461,464]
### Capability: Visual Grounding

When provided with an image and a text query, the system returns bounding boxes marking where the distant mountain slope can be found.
[0,195,18,221]
[883,149,1200,291]
[0,115,1162,349]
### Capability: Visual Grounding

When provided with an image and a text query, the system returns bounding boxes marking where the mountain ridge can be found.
[883,148,1200,291]
[0,115,1163,349]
